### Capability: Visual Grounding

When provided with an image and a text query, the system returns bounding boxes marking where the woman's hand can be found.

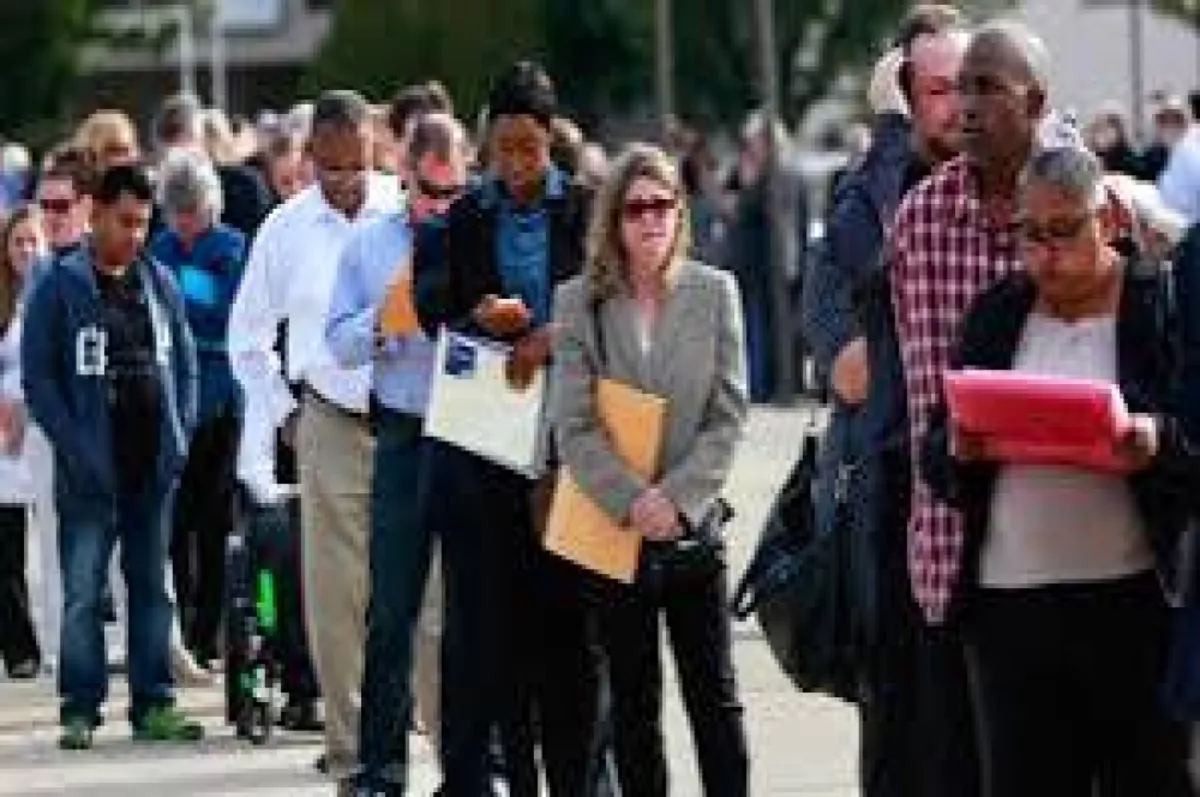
[630,487,683,541]
[505,324,560,391]
[951,426,991,463]
[472,294,532,338]
[1114,413,1159,471]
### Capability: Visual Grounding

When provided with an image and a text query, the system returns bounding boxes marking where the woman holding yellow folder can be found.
[552,143,750,797]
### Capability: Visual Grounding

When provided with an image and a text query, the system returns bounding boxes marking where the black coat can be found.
[921,266,1197,616]
[413,176,591,343]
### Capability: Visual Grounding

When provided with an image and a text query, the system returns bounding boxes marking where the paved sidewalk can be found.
[0,407,861,795]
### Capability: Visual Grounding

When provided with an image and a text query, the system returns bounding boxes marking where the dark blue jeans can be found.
[58,483,175,727]
[359,408,433,788]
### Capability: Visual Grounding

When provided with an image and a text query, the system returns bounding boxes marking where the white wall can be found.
[1016,0,1200,139]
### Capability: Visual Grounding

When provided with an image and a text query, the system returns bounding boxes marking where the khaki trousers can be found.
[298,395,373,780]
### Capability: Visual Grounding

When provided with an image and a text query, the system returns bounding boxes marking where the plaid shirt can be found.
[890,156,1021,624]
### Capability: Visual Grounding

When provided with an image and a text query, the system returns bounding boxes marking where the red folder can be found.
[943,369,1133,473]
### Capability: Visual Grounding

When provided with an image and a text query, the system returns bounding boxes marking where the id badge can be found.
[75,325,107,377]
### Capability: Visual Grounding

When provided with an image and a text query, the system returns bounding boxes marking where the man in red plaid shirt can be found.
[889,20,1051,795]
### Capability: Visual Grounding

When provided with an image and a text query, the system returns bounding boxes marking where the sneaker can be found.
[8,659,39,680]
[132,705,204,742]
[58,717,94,751]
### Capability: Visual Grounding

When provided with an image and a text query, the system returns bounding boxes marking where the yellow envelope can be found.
[544,378,666,583]
[379,267,419,337]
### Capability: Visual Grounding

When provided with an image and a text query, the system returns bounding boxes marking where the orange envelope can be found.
[544,378,666,583]
[379,267,419,336]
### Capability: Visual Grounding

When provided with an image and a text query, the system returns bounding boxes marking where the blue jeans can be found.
[57,484,175,726]
[359,408,433,787]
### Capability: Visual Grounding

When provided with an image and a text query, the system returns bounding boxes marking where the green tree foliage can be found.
[0,0,97,144]
[310,0,930,129]
[1150,0,1200,28]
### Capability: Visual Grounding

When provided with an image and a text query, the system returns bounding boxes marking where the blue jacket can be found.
[803,112,915,452]
[22,244,198,515]
[149,223,246,422]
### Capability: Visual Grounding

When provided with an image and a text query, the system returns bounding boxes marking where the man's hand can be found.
[505,325,559,391]
[473,295,533,338]
[867,47,909,117]
[831,337,869,406]
[1114,413,1159,472]
[630,487,682,541]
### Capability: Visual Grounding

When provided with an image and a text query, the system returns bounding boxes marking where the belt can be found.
[301,384,371,428]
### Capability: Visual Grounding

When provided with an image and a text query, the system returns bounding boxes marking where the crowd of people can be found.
[0,2,1199,797]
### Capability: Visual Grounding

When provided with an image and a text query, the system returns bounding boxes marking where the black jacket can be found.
[413,174,591,342]
[921,266,1197,613]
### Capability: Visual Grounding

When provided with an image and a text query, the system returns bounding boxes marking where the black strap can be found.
[590,296,608,372]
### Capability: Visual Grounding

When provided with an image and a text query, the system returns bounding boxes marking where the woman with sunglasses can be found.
[922,146,1194,796]
[552,144,750,796]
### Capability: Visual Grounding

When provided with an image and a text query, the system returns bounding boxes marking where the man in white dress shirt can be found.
[228,90,399,793]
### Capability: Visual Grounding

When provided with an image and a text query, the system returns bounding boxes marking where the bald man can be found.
[889,21,1052,797]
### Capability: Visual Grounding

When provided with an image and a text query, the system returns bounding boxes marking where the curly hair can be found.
[585,143,691,303]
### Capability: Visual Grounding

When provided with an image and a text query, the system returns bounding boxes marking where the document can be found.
[944,368,1133,473]
[423,329,546,476]
[379,268,419,337]
[544,379,667,583]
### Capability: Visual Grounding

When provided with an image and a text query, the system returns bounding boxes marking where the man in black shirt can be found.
[23,165,201,750]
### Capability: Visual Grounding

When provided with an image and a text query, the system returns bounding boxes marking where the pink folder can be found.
[943,369,1133,473]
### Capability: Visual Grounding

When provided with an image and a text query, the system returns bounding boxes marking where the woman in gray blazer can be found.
[552,144,750,797]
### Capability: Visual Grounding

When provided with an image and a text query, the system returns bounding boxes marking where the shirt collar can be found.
[311,172,401,225]
[479,165,567,212]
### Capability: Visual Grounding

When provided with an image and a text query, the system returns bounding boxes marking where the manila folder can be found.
[544,378,666,583]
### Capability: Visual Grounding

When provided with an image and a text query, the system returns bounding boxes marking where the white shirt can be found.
[1158,128,1200,225]
[983,313,1153,588]
[229,174,399,496]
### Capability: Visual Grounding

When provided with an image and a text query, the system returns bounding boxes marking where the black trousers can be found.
[964,573,1192,797]
[431,443,602,797]
[597,559,749,797]
[0,504,38,670]
[857,451,924,797]
[172,410,239,658]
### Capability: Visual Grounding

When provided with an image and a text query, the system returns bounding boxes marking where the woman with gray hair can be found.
[921,145,1195,795]
[150,150,248,670]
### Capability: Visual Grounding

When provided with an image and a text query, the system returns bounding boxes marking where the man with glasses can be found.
[327,111,468,797]
[36,146,95,258]
[889,21,1051,795]
[228,89,399,796]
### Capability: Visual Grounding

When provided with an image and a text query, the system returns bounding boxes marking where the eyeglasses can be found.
[38,198,74,215]
[622,196,677,221]
[1018,214,1093,249]
[415,177,465,202]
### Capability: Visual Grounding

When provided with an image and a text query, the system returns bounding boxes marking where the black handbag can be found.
[731,426,868,704]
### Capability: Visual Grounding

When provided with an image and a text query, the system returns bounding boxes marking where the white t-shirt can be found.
[981,312,1154,588]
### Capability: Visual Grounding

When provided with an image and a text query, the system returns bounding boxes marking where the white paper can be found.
[423,329,546,476]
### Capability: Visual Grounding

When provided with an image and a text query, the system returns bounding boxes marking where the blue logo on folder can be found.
[444,337,477,377]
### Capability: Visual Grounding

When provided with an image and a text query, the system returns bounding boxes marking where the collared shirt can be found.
[228,174,398,492]
[482,168,567,327]
[1158,129,1200,225]
[889,155,1021,623]
[326,210,435,417]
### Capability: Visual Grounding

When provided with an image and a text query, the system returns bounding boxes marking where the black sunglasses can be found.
[416,177,465,201]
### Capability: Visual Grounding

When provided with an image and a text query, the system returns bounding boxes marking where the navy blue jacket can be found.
[22,244,198,514]
[802,112,915,451]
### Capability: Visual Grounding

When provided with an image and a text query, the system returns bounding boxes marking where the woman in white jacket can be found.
[0,205,47,678]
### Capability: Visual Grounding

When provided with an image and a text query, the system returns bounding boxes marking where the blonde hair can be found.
[585,143,691,302]
[76,110,139,163]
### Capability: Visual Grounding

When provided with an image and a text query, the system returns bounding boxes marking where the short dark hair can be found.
[387,82,450,140]
[311,89,372,136]
[1188,90,1200,123]
[41,144,97,197]
[407,113,464,168]
[486,61,557,128]
[154,92,204,148]
[94,164,154,205]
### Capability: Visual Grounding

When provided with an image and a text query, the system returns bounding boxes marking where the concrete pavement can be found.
[0,407,861,795]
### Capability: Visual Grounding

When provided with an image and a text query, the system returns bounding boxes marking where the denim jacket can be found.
[21,243,198,516]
